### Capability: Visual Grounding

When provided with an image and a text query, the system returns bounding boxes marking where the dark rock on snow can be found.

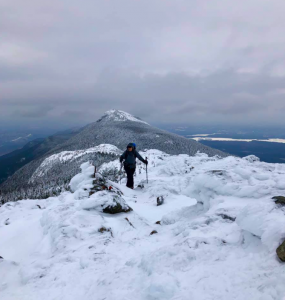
[157,196,164,206]
[98,227,113,237]
[150,230,158,235]
[276,240,285,262]
[102,197,133,214]
[272,196,285,206]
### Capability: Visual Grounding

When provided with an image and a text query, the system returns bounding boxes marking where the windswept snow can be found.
[104,110,149,125]
[1,149,285,300]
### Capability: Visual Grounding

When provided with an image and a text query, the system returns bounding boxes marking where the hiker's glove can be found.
[120,158,123,163]
[144,160,148,165]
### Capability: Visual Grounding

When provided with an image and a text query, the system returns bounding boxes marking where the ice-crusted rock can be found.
[236,202,285,251]
[276,240,285,262]
[69,162,95,199]
[81,191,132,214]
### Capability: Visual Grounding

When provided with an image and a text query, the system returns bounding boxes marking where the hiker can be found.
[120,143,148,189]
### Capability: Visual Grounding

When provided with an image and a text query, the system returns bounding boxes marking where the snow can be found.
[11,137,22,142]
[105,110,149,125]
[193,137,285,144]
[188,133,220,137]
[69,162,95,199]
[1,149,285,299]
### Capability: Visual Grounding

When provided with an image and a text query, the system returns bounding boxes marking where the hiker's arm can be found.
[135,150,147,164]
[120,151,126,162]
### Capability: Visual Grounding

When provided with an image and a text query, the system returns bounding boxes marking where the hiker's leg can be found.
[125,167,132,188]
[129,168,135,188]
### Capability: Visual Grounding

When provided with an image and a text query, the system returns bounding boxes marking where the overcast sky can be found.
[1,0,285,130]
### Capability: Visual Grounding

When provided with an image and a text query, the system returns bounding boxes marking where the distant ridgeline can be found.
[0,147,120,204]
[0,110,227,203]
[0,127,83,185]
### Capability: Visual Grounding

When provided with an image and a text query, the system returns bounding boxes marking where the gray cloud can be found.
[1,0,285,129]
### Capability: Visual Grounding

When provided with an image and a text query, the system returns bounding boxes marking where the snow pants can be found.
[124,166,135,189]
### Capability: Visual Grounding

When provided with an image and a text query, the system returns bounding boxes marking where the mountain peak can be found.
[101,110,149,125]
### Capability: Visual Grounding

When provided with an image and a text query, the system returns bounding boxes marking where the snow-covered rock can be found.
[81,191,132,214]
[236,202,285,251]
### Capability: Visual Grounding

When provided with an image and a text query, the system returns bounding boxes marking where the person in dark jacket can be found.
[120,143,148,189]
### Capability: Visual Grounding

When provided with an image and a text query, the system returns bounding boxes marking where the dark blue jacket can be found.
[120,150,145,169]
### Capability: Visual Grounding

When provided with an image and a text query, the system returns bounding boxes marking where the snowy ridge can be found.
[104,110,149,125]
[30,144,121,181]
[0,110,227,203]
[1,149,285,299]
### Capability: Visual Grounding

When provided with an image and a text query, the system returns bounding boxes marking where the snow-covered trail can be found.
[1,149,285,300]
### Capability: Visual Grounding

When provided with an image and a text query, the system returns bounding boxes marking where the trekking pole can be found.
[145,157,148,184]
[119,162,123,185]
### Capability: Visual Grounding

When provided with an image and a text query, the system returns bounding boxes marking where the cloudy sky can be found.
[1,0,285,130]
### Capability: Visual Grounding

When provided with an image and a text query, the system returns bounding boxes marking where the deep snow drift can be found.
[1,148,285,300]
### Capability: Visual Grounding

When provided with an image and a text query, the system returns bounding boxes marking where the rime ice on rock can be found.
[71,162,132,214]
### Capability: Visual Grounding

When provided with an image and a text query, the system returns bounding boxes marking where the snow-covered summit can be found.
[102,110,149,125]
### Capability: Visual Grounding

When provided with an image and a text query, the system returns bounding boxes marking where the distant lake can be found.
[198,140,285,163]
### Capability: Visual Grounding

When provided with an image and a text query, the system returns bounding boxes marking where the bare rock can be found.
[272,196,285,206]
[277,240,285,262]
[157,196,164,206]
[98,227,113,237]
